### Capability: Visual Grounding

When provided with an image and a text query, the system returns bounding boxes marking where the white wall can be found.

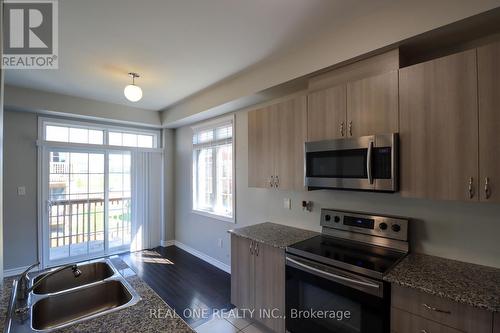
[162,0,500,126]
[174,111,500,269]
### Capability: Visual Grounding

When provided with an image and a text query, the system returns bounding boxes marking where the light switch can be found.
[17,186,26,196]
[284,198,291,210]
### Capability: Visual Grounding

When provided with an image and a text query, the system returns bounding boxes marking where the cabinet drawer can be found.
[391,285,492,333]
[392,307,463,333]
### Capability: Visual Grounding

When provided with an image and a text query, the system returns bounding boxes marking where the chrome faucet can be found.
[15,262,82,316]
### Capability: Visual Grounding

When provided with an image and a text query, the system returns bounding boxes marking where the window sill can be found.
[192,209,235,223]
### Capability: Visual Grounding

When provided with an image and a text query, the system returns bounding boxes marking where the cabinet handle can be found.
[250,241,254,255]
[420,330,429,333]
[269,176,274,188]
[275,175,279,189]
[485,177,491,199]
[255,243,259,256]
[340,122,345,137]
[422,303,451,314]
[468,177,474,199]
[348,121,352,136]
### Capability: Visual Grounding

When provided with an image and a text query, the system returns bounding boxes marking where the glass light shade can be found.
[124,84,143,102]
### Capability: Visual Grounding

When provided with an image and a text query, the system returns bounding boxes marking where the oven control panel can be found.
[321,209,408,241]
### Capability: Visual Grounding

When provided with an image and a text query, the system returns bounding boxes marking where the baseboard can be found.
[173,241,231,274]
[4,264,40,277]
[160,240,175,247]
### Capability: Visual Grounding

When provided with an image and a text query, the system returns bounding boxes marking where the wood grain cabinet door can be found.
[274,95,307,191]
[248,105,275,189]
[254,242,286,333]
[346,70,399,137]
[399,49,479,201]
[478,41,500,203]
[230,235,254,311]
[307,84,347,141]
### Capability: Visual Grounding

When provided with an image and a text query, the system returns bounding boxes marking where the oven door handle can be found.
[286,257,380,289]
[367,140,374,185]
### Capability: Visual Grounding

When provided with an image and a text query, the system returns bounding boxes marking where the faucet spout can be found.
[26,264,81,295]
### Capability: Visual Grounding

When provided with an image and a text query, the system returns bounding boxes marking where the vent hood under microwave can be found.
[304,133,398,192]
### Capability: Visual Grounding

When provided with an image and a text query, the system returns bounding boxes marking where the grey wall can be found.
[4,85,161,128]
[3,111,38,270]
[163,128,176,241]
[175,110,500,269]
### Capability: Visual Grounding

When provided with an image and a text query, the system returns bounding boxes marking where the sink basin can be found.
[33,262,114,294]
[31,280,133,331]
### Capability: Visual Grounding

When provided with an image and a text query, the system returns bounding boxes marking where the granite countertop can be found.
[384,253,500,312]
[228,222,319,249]
[0,258,194,333]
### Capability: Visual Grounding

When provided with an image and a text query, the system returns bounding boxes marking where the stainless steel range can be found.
[285,209,409,333]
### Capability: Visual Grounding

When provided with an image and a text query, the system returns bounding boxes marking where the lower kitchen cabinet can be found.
[391,285,493,333]
[230,234,285,333]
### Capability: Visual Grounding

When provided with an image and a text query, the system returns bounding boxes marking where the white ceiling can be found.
[5,0,394,111]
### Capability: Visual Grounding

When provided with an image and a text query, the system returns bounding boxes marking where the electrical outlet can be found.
[284,198,291,210]
[17,186,26,196]
[218,238,223,248]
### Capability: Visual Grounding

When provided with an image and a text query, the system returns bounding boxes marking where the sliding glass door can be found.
[44,149,132,265]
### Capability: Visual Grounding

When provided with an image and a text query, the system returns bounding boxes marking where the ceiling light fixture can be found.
[124,72,143,102]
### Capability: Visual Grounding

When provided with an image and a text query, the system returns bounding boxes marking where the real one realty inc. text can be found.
[149,308,351,321]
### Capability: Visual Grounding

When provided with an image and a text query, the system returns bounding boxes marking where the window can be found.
[43,120,158,149]
[39,118,161,267]
[46,125,104,145]
[192,117,234,221]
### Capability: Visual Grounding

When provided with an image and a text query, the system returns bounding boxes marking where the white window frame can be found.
[37,117,161,268]
[38,117,161,151]
[191,115,236,223]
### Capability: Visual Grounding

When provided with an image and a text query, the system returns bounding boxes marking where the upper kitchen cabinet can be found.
[346,70,399,137]
[274,96,307,191]
[399,49,479,201]
[307,49,399,142]
[307,84,346,141]
[478,41,500,203]
[248,104,275,188]
[248,95,307,191]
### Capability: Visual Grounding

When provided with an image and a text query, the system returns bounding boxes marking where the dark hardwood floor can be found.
[120,246,233,328]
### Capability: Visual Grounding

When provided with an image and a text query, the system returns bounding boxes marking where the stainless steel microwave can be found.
[305,133,398,192]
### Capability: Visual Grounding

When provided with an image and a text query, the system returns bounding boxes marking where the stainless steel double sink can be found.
[5,259,141,332]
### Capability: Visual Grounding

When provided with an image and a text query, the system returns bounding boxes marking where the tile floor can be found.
[195,315,273,333]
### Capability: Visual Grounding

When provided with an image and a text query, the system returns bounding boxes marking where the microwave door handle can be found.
[367,141,374,185]
[286,257,379,289]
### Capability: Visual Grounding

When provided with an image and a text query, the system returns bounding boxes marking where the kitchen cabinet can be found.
[391,285,493,333]
[248,95,307,191]
[248,103,275,189]
[346,70,399,137]
[230,235,254,312]
[478,41,500,203]
[230,234,285,333]
[494,312,500,333]
[306,70,398,142]
[307,84,346,141]
[399,49,479,201]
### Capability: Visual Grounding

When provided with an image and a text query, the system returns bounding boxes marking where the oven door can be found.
[304,134,397,192]
[285,254,390,333]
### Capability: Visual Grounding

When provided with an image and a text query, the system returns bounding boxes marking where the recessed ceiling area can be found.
[4,0,395,111]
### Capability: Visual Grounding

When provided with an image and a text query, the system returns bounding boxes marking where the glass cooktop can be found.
[287,234,406,275]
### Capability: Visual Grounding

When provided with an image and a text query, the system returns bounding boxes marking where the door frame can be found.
[37,145,133,268]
